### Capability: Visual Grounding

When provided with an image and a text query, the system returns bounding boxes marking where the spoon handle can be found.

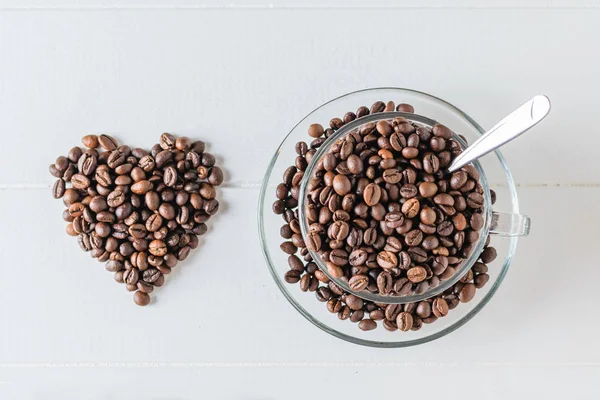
[448,95,551,173]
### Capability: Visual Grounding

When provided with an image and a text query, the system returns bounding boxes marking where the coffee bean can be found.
[308,123,324,138]
[432,298,449,317]
[130,180,153,195]
[376,271,392,295]
[470,213,484,230]
[405,229,423,247]
[459,283,476,302]
[467,192,484,209]
[82,134,99,148]
[474,273,489,288]
[480,247,497,263]
[332,174,351,195]
[92,134,117,151]
[363,183,381,206]
[346,294,364,311]
[349,275,369,291]
[397,312,413,331]
[70,174,90,190]
[419,207,436,225]
[401,198,420,218]
[133,290,151,306]
[358,319,377,331]
[407,266,427,283]
[142,268,160,283]
[416,301,431,318]
[423,153,440,174]
[106,150,126,169]
[396,103,415,113]
[52,179,66,199]
[377,251,398,270]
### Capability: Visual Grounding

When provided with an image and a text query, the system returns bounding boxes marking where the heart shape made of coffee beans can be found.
[50,133,223,306]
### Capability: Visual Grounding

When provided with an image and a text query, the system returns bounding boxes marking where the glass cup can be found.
[259,87,531,347]
[298,111,530,304]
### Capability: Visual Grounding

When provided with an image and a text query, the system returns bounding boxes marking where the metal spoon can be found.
[448,95,551,172]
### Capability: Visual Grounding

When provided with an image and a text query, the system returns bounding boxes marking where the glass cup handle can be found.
[490,211,531,237]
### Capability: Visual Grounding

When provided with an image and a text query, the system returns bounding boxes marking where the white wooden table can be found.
[1,1,599,398]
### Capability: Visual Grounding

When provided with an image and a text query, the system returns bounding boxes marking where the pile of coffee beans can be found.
[275,100,497,331]
[50,133,222,306]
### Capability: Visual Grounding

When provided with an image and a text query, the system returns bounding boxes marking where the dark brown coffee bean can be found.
[407,266,427,283]
[432,298,449,317]
[105,260,124,272]
[157,132,175,150]
[459,283,476,302]
[467,192,484,209]
[346,294,364,311]
[81,134,99,148]
[349,275,369,291]
[396,103,414,113]
[416,301,431,318]
[363,183,381,206]
[148,240,167,257]
[142,268,161,283]
[474,273,490,288]
[376,271,392,295]
[133,291,150,306]
[51,179,66,199]
[396,312,413,331]
[95,134,117,150]
[376,251,397,270]
[332,174,351,195]
[358,319,377,331]
[308,123,324,138]
[480,247,497,263]
[470,213,484,230]
[401,198,420,218]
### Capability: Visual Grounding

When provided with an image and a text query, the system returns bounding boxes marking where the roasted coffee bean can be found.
[405,229,423,247]
[376,271,392,295]
[401,198,420,218]
[346,294,364,311]
[396,103,415,113]
[432,298,449,317]
[470,213,484,230]
[349,275,369,291]
[459,283,476,302]
[377,251,398,270]
[71,174,90,189]
[332,174,352,195]
[467,192,484,209]
[133,291,151,306]
[397,312,413,331]
[98,134,118,150]
[82,134,99,149]
[363,183,381,206]
[407,266,427,283]
[480,247,497,263]
[474,273,489,288]
[52,179,66,199]
[358,319,377,331]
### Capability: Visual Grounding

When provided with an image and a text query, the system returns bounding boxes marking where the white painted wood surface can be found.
[0,2,599,399]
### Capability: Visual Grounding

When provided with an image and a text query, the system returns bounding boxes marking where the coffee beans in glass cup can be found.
[273,101,498,332]
[50,133,222,305]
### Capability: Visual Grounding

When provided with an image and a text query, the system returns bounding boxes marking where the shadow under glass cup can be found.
[297,111,530,305]
[259,87,532,347]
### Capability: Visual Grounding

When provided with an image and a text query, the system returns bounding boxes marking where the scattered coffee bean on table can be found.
[51,133,223,305]
[274,101,497,332]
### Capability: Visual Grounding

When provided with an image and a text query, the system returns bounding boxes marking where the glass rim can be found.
[258,87,520,347]
[297,111,493,304]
